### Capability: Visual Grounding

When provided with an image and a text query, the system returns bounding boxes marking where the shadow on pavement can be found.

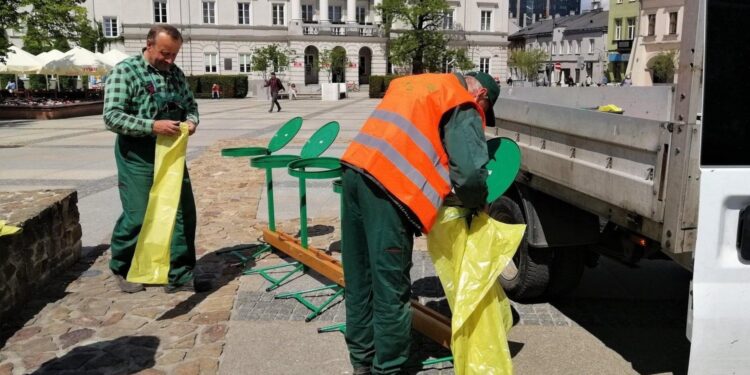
[30,335,159,374]
[0,244,110,348]
[157,244,254,321]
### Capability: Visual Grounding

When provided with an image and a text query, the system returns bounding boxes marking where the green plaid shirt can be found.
[103,54,199,137]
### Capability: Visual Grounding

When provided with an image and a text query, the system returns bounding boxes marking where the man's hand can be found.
[186,121,197,136]
[152,120,180,136]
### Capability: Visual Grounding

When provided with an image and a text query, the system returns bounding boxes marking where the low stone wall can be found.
[0,101,103,120]
[0,190,82,321]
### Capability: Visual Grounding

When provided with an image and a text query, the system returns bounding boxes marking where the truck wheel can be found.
[545,246,586,298]
[489,196,551,300]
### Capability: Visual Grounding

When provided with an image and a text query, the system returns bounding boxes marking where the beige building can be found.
[630,0,683,85]
[81,0,511,88]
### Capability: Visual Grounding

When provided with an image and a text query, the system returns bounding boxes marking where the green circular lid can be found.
[250,154,301,169]
[332,179,342,194]
[288,157,342,180]
[486,137,522,204]
[267,117,304,153]
[300,121,340,159]
[221,147,270,157]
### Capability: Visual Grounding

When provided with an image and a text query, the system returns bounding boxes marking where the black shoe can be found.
[164,279,212,294]
[268,109,273,113]
[277,108,282,112]
[114,274,145,293]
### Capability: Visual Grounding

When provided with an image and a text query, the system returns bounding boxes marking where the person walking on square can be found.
[340,71,499,374]
[265,72,285,112]
[103,24,209,294]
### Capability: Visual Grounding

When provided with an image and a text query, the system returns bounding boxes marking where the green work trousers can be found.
[342,167,415,374]
[109,134,197,286]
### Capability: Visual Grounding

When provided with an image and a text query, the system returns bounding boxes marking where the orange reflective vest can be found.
[341,73,486,233]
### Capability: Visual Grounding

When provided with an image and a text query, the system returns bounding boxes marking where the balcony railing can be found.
[301,23,381,37]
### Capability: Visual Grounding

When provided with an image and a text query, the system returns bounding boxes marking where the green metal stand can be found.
[317,322,346,334]
[276,285,345,321]
[421,356,454,367]
[244,262,305,292]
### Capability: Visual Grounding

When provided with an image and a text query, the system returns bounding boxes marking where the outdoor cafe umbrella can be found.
[101,49,130,66]
[40,46,112,76]
[0,46,42,73]
[36,49,65,65]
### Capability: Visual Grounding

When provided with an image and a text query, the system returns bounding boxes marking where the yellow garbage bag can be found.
[0,220,22,237]
[427,206,526,375]
[127,123,189,284]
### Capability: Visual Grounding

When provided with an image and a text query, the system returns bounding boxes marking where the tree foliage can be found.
[379,0,451,74]
[508,48,548,81]
[318,47,347,83]
[650,50,677,84]
[79,21,110,53]
[21,0,87,54]
[0,0,24,62]
[251,44,296,79]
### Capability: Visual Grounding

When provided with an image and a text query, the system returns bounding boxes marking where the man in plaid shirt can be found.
[103,25,209,294]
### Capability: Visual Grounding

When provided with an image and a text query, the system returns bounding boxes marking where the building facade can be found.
[80,0,511,87]
[508,0,581,28]
[509,9,608,85]
[630,0,683,85]
[606,0,639,82]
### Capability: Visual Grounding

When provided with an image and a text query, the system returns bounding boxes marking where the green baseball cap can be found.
[466,71,500,127]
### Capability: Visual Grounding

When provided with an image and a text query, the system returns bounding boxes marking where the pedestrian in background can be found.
[211,83,221,99]
[339,71,499,374]
[264,72,285,112]
[103,24,209,294]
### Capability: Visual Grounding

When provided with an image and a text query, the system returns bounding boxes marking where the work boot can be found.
[352,367,371,375]
[164,278,212,294]
[114,274,145,293]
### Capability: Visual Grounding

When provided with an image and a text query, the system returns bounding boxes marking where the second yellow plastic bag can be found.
[427,206,526,375]
[127,123,189,284]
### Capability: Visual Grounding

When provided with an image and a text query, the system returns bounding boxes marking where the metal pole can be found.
[266,168,276,231]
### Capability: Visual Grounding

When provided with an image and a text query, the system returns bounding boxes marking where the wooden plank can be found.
[262,228,453,349]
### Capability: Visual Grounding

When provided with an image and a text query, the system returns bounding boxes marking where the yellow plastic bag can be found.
[127,123,189,284]
[0,220,22,237]
[427,206,526,375]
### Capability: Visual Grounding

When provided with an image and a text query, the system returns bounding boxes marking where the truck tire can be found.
[545,246,586,298]
[489,196,551,300]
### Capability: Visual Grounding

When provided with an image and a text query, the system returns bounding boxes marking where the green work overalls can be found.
[109,85,197,287]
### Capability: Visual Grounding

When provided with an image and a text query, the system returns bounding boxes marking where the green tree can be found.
[79,21,110,53]
[21,0,87,54]
[427,47,474,73]
[0,0,24,62]
[379,0,450,74]
[318,47,347,83]
[508,48,548,81]
[251,44,295,79]
[650,50,678,84]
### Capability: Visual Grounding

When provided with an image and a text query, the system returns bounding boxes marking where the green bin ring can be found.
[221,146,270,157]
[251,154,301,169]
[288,157,342,180]
[332,179,342,194]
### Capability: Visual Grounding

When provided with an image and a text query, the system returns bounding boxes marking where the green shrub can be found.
[369,75,384,98]
[0,74,14,88]
[186,75,249,98]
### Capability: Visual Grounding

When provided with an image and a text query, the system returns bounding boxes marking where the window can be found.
[479,57,490,74]
[329,6,342,23]
[669,12,678,34]
[589,38,595,53]
[443,9,454,30]
[615,18,622,40]
[238,3,251,25]
[627,17,635,39]
[239,53,252,73]
[103,17,119,37]
[302,4,314,23]
[648,14,656,36]
[480,10,492,31]
[564,41,569,54]
[202,1,216,24]
[552,42,557,54]
[204,53,217,72]
[572,40,579,54]
[272,4,285,25]
[154,1,167,23]
[356,7,366,24]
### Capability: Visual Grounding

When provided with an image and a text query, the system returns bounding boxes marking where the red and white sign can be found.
[554,62,561,71]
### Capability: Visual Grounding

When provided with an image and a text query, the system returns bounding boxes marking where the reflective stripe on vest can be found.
[369,109,451,185]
